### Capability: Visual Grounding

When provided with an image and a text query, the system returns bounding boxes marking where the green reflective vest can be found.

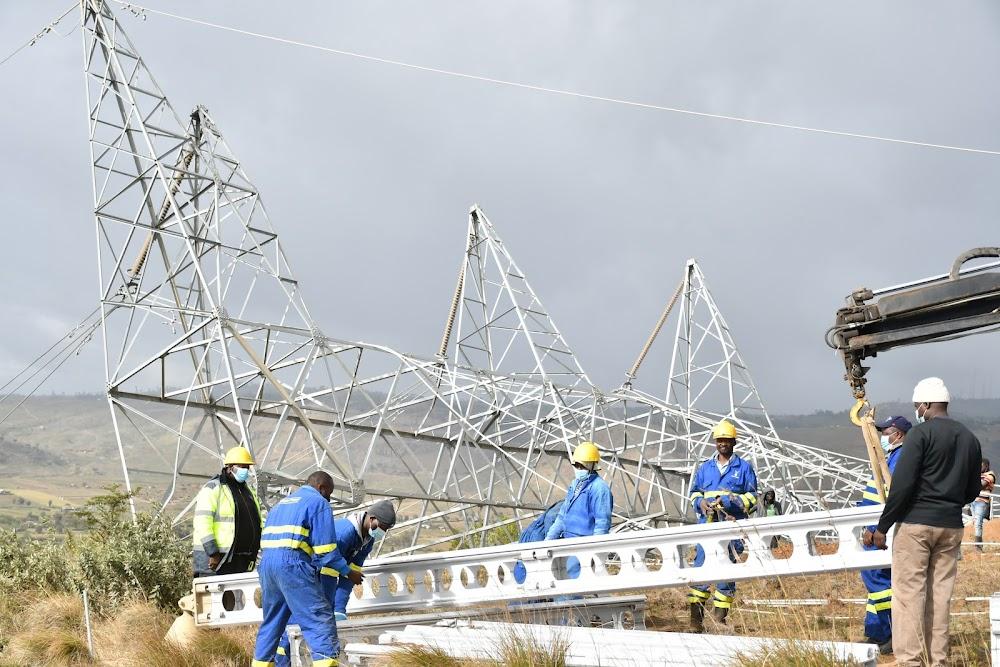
[192,477,262,571]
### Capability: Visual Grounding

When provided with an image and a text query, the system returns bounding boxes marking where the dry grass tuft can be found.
[496,629,567,667]
[3,593,94,666]
[18,593,85,634]
[733,640,861,666]
[380,643,478,667]
[101,609,253,667]
[0,593,255,667]
[380,628,567,667]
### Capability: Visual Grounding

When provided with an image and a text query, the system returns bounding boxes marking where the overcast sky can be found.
[1,1,999,414]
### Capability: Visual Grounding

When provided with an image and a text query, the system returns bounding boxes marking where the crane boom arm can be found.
[829,247,1000,398]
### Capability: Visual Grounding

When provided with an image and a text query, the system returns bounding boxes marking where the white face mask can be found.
[575,468,590,480]
[914,405,926,424]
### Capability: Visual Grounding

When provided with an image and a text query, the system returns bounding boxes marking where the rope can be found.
[112,1,1000,157]
[0,4,78,69]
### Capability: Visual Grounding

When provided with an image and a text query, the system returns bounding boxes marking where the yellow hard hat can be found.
[572,441,601,464]
[223,446,255,466]
[712,420,737,441]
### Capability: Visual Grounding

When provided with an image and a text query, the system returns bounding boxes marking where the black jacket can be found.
[877,416,982,533]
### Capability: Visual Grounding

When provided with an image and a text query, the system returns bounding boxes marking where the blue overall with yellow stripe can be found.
[275,513,374,666]
[859,446,902,644]
[332,513,375,615]
[252,485,351,667]
[688,454,758,611]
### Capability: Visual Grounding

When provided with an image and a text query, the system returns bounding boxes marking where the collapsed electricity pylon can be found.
[619,260,871,512]
[79,0,867,553]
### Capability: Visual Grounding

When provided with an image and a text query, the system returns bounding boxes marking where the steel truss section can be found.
[290,593,645,647]
[342,621,879,666]
[191,506,891,627]
[620,259,872,515]
[81,0,869,553]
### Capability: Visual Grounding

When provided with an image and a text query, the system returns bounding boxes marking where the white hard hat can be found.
[912,377,951,403]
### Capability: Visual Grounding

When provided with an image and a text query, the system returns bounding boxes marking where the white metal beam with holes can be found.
[342,621,879,667]
[991,593,1000,666]
[192,506,891,627]
[284,593,645,664]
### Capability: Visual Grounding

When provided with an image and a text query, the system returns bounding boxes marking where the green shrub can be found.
[449,519,522,550]
[0,486,190,615]
[0,529,74,595]
[73,486,190,613]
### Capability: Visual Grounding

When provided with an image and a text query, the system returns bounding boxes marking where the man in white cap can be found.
[865,377,982,666]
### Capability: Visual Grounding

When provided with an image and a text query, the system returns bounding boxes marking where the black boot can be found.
[689,602,706,633]
[711,604,729,628]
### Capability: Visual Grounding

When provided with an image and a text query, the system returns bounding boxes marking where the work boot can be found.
[689,602,706,633]
[878,638,893,655]
[710,604,729,630]
[975,535,984,552]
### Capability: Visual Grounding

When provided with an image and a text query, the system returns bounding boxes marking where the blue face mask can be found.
[575,468,590,480]
[232,467,250,483]
[879,435,891,453]
[370,527,386,541]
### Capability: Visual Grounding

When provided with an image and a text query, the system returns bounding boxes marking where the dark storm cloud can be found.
[1,1,998,413]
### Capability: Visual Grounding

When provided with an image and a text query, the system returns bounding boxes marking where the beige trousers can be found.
[891,522,964,666]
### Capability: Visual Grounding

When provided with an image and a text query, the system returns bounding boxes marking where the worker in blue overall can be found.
[251,471,362,667]
[331,501,396,619]
[688,419,758,632]
[859,415,911,655]
[274,500,396,666]
[545,441,614,581]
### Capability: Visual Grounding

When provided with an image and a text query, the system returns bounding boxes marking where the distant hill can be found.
[4,394,1000,503]
[773,397,1000,428]
[773,399,1000,465]
[0,435,65,468]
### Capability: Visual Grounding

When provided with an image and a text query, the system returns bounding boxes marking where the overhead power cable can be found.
[113,1,1000,157]
[0,307,101,427]
[0,3,78,69]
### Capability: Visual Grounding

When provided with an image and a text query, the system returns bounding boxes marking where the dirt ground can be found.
[642,519,1000,666]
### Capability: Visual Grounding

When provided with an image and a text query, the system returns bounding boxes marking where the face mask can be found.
[370,527,386,541]
[879,435,891,453]
[914,405,925,424]
[233,467,250,483]
[575,468,590,480]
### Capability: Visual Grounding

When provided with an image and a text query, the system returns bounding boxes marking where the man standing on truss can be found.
[688,420,758,632]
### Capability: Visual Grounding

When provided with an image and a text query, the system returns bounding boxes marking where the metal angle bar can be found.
[352,622,877,667]
[224,324,352,481]
[336,594,646,641]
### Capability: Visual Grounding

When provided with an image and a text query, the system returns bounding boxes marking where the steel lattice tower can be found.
[79,0,868,552]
